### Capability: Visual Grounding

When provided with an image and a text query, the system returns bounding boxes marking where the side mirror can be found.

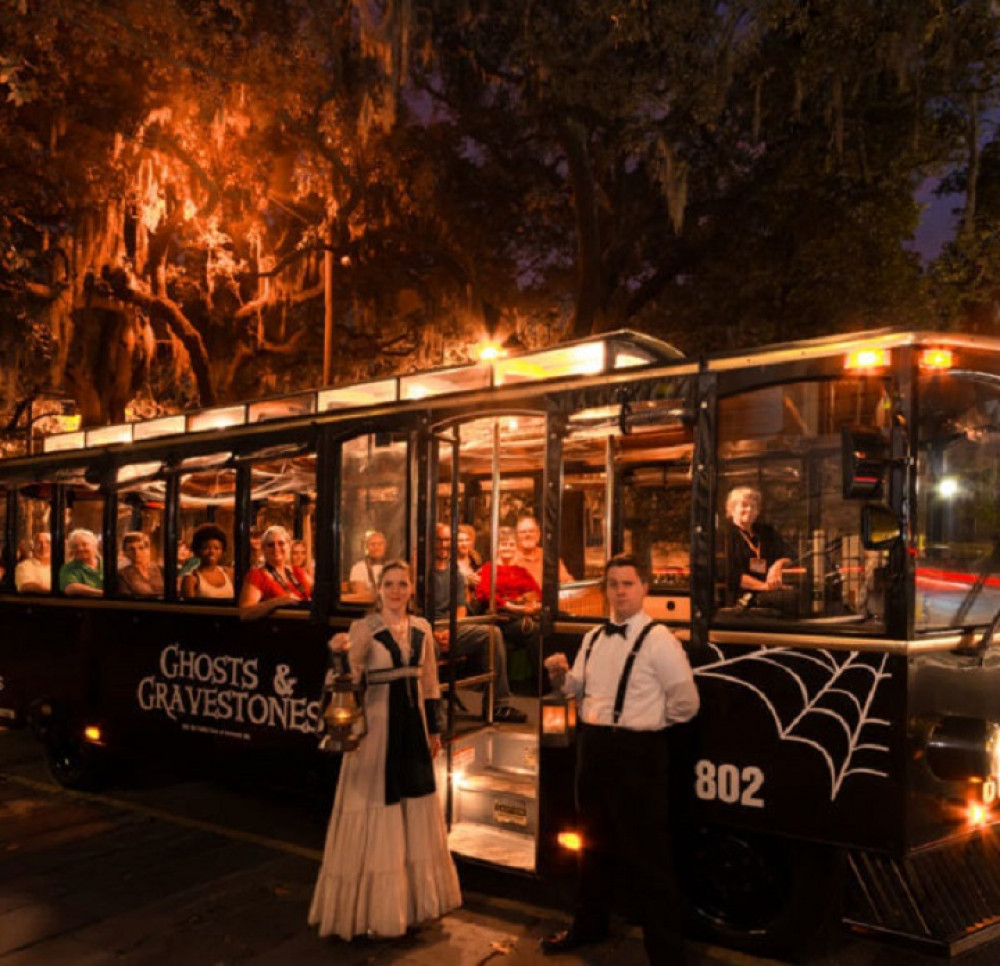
[842,426,889,499]
[862,505,901,550]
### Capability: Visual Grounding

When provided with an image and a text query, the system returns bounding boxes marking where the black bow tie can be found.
[604,621,629,638]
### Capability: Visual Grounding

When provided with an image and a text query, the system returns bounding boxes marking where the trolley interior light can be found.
[844,347,891,371]
[920,348,954,370]
[83,725,104,744]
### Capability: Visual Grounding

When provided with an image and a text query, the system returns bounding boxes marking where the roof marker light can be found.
[844,347,890,371]
[920,348,954,370]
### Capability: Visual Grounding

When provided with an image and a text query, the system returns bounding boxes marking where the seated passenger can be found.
[177,538,201,579]
[15,532,51,593]
[349,530,387,598]
[723,486,793,612]
[117,531,165,598]
[60,528,104,597]
[238,524,312,620]
[180,523,234,599]
[291,539,314,579]
[434,524,526,722]
[476,527,542,687]
[513,513,574,588]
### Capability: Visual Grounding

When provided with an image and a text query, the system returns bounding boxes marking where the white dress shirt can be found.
[561,611,699,731]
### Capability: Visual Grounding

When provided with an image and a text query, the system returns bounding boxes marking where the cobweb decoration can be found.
[695,646,892,801]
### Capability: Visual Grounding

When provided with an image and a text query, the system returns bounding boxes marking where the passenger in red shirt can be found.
[238,525,312,620]
[475,527,541,615]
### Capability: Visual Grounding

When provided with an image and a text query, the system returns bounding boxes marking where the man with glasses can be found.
[117,531,164,598]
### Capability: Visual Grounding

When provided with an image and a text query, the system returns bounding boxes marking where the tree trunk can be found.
[558,118,603,340]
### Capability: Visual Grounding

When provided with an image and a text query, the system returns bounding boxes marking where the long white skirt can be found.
[308,677,461,940]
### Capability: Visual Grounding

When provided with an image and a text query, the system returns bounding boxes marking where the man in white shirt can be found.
[541,553,699,962]
[348,530,387,598]
[15,532,51,593]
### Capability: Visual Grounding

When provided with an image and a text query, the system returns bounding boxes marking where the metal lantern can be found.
[319,652,367,753]
[541,691,577,748]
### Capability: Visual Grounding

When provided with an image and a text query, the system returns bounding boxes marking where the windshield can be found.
[916,370,1000,631]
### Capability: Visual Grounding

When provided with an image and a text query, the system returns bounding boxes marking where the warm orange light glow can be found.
[477,342,503,362]
[968,801,990,828]
[920,348,954,370]
[542,704,568,734]
[557,830,584,851]
[844,347,890,371]
[83,725,103,744]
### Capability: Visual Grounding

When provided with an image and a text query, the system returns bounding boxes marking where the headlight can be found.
[925,716,1000,783]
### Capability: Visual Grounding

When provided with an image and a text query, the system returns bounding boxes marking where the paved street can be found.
[2,726,999,965]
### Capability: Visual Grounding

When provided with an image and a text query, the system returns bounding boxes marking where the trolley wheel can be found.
[43,726,105,791]
[681,825,843,959]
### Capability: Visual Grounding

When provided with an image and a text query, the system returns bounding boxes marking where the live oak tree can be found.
[1,0,998,434]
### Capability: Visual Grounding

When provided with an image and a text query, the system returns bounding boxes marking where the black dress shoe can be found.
[540,928,607,954]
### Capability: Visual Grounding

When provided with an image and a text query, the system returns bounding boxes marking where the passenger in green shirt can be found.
[59,528,104,597]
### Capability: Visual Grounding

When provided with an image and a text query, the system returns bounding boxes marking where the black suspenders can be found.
[580,621,662,726]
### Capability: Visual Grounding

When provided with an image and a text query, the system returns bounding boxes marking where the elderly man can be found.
[60,528,104,597]
[15,532,51,593]
[513,514,573,588]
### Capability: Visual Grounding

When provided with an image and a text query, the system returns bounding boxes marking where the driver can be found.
[723,486,793,611]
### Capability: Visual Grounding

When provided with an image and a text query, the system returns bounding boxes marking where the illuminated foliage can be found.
[0,0,998,432]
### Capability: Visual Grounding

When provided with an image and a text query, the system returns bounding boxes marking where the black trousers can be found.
[573,724,685,965]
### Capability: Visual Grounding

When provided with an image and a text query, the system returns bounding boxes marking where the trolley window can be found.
[15,486,52,594]
[250,452,317,581]
[116,465,166,599]
[0,489,7,587]
[178,460,236,601]
[340,434,408,603]
[715,379,891,629]
[916,369,1000,631]
[62,482,106,596]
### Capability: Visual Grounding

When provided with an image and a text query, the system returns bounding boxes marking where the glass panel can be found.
[318,378,396,411]
[400,364,491,400]
[561,385,695,620]
[435,414,545,875]
[62,484,105,596]
[623,463,693,615]
[132,414,186,441]
[340,435,407,603]
[187,404,246,433]
[115,483,166,599]
[250,453,317,583]
[248,393,316,424]
[0,490,7,588]
[86,424,133,447]
[16,487,53,594]
[178,467,236,601]
[494,341,606,384]
[715,379,890,629]
[916,370,1000,631]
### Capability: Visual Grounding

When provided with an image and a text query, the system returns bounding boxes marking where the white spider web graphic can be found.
[695,646,892,801]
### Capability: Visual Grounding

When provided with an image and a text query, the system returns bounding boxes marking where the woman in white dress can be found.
[309,559,461,940]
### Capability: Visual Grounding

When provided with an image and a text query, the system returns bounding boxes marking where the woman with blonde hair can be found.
[309,559,461,940]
